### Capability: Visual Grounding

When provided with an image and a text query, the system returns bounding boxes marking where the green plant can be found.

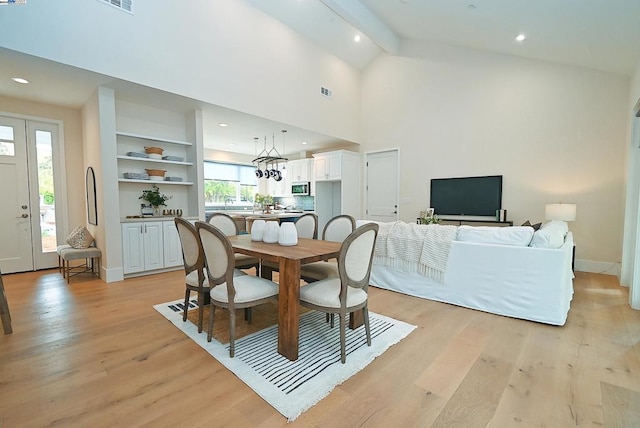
[419,210,440,225]
[255,193,273,206]
[139,185,171,207]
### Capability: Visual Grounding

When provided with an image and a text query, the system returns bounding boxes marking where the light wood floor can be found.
[0,269,638,427]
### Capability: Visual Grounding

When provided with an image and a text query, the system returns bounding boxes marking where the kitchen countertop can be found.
[121,215,198,223]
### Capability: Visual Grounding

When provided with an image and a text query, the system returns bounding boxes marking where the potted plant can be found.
[255,193,274,213]
[139,185,171,215]
[419,209,440,225]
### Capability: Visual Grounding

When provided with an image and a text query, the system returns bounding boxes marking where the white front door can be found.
[365,150,399,223]
[0,117,63,273]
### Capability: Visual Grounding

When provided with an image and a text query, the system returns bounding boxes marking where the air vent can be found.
[320,86,333,99]
[97,0,133,13]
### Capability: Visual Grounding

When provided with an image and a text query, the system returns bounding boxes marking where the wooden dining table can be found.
[227,234,341,361]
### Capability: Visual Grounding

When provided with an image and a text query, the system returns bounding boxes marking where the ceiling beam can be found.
[320,0,400,54]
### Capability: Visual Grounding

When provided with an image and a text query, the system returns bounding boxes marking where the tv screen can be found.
[430,175,502,216]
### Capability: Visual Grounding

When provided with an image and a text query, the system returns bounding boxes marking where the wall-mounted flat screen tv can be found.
[430,175,502,216]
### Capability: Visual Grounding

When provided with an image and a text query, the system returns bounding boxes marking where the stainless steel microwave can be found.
[291,182,310,195]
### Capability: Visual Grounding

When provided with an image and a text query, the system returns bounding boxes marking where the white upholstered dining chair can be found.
[208,212,261,274]
[299,222,379,363]
[299,214,356,282]
[196,221,279,357]
[294,212,318,239]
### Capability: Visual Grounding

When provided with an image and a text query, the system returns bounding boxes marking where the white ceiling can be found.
[2,0,639,157]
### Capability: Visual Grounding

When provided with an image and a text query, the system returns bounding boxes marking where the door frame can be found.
[1,111,68,270]
[364,148,400,221]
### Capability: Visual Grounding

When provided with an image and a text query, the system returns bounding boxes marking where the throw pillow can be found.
[66,226,94,249]
[521,220,542,231]
[529,221,568,249]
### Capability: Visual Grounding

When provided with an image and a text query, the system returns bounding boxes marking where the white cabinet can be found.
[163,220,183,268]
[122,220,182,275]
[288,158,314,183]
[314,151,342,181]
[312,150,362,232]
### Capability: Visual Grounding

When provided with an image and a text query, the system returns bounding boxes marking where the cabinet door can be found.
[315,156,329,181]
[122,223,145,274]
[327,154,341,180]
[143,221,164,271]
[163,221,183,268]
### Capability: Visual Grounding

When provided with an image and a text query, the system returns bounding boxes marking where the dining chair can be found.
[196,221,279,357]
[299,222,379,363]
[299,214,356,283]
[295,213,318,239]
[208,212,261,274]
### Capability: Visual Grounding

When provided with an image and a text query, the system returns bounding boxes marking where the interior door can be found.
[365,150,399,223]
[0,117,34,272]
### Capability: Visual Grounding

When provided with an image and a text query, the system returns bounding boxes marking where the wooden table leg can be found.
[349,310,363,330]
[277,258,300,361]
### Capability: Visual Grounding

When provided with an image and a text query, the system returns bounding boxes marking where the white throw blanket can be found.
[373,221,458,283]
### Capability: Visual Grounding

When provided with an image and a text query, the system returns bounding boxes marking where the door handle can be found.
[16,213,29,218]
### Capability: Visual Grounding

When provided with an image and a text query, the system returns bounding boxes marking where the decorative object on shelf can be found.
[418,208,440,225]
[251,219,266,241]
[263,221,280,243]
[145,168,166,181]
[496,209,507,222]
[252,131,288,182]
[278,222,298,246]
[144,146,164,159]
[545,203,577,221]
[139,184,171,215]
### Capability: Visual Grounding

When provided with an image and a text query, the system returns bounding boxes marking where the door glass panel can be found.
[35,130,56,253]
[0,125,13,140]
[0,141,15,156]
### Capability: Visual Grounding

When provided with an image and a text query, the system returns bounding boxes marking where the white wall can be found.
[361,44,630,268]
[0,0,361,143]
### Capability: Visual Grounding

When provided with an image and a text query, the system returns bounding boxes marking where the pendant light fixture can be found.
[252,130,288,181]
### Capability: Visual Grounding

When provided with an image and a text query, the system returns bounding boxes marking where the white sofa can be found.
[358,220,575,326]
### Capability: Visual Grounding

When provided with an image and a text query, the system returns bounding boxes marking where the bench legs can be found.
[61,256,101,283]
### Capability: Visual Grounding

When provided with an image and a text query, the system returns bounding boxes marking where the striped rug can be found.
[154,298,416,421]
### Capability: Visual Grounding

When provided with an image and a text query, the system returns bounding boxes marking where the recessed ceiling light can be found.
[11,77,29,84]
[354,34,361,42]
[301,141,308,145]
[516,34,526,42]
[218,123,228,127]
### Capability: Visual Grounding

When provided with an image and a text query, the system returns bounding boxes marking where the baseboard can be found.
[574,259,621,277]
[103,266,124,283]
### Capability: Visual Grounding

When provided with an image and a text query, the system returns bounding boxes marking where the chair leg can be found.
[183,289,190,322]
[229,308,236,358]
[207,303,216,342]
[339,312,347,364]
[197,291,204,333]
[363,306,371,346]
[65,260,70,284]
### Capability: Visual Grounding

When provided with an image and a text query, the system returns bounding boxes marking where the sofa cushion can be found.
[456,225,534,247]
[529,221,568,249]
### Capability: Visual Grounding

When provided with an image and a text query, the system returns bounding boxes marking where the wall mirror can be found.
[86,167,97,225]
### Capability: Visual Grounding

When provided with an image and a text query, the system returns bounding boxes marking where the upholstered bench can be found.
[56,244,101,283]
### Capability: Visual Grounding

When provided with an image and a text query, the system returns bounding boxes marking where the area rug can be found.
[153,298,415,421]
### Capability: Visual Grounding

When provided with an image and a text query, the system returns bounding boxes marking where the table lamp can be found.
[545,203,577,221]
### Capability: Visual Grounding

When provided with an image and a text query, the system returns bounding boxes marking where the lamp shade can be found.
[545,203,577,221]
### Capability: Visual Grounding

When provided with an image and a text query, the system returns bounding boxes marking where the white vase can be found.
[251,219,266,241]
[262,221,280,244]
[278,222,298,246]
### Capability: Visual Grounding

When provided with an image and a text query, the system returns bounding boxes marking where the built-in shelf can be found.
[118,179,194,185]
[116,131,193,146]
[116,155,193,166]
